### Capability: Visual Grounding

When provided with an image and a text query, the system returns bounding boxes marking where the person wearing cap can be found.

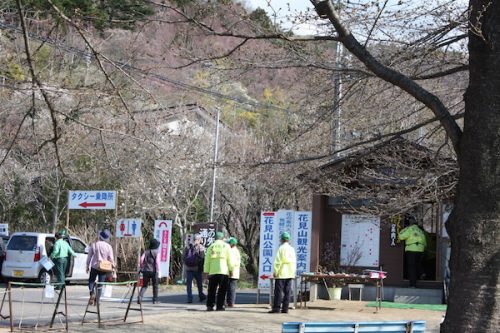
[138,238,162,304]
[183,234,206,303]
[86,229,115,304]
[399,216,427,287]
[203,231,233,311]
[225,237,241,307]
[269,231,296,314]
[50,231,76,288]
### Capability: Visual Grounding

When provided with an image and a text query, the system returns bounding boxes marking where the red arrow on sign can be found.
[79,202,106,208]
[260,274,271,280]
[158,221,168,228]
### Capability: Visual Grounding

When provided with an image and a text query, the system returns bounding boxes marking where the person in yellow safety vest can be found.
[398,218,427,287]
[203,231,233,311]
[269,232,296,314]
[225,237,241,307]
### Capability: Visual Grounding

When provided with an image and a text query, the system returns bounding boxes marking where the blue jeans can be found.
[186,270,205,302]
[226,278,238,305]
[88,268,107,299]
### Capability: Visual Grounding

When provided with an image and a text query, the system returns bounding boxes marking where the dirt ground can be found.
[73,299,445,333]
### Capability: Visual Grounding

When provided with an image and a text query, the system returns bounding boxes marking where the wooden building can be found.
[304,137,456,288]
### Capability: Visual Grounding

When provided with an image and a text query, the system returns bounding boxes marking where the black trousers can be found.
[139,271,159,301]
[207,274,228,309]
[406,251,423,287]
[273,278,292,312]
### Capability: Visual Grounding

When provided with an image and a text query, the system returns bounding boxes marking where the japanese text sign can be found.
[154,220,173,277]
[68,190,116,210]
[258,212,276,290]
[292,211,312,277]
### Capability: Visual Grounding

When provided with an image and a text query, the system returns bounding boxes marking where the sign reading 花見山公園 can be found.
[258,212,277,290]
[68,190,116,210]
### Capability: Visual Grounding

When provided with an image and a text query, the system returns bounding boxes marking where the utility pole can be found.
[332,39,343,156]
[332,1,343,156]
[209,107,221,231]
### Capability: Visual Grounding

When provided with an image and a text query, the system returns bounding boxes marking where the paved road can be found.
[0,284,444,332]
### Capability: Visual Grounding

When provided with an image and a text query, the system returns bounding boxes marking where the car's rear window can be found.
[7,236,37,251]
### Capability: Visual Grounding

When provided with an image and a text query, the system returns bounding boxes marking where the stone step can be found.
[394,288,442,304]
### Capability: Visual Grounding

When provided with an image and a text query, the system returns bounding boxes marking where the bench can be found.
[282,321,426,333]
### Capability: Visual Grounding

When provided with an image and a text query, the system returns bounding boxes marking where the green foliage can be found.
[187,196,208,224]
[170,0,196,7]
[7,0,155,31]
[4,61,26,81]
[249,7,272,30]
[73,155,96,172]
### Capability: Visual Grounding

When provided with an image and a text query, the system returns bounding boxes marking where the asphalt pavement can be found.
[0,284,444,332]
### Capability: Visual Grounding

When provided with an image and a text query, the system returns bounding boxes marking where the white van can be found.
[1,232,89,284]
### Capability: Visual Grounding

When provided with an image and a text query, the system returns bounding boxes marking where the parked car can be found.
[1,232,89,284]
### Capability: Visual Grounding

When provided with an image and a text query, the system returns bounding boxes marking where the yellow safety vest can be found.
[203,240,232,275]
[228,246,241,279]
[273,242,296,279]
[398,225,427,252]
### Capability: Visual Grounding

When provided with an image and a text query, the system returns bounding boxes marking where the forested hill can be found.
[1,0,314,108]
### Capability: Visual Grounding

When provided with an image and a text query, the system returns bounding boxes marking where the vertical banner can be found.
[293,211,312,276]
[154,220,173,278]
[258,212,277,290]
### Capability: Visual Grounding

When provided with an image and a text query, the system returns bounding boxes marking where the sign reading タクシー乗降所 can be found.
[68,190,116,210]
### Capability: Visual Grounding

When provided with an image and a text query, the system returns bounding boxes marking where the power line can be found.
[0,21,293,114]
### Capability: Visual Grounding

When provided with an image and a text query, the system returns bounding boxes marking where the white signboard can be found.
[258,210,312,290]
[154,220,173,278]
[293,211,312,276]
[0,223,8,236]
[115,218,142,238]
[258,212,277,290]
[68,191,116,210]
[340,215,380,267]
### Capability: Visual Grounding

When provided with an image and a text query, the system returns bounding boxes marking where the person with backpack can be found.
[138,238,161,304]
[183,234,206,303]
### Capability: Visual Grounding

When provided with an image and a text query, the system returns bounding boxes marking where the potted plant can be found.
[319,241,344,300]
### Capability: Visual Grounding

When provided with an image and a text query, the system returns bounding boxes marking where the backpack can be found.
[185,246,199,267]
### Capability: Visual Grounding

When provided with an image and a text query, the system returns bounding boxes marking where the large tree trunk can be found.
[441,1,500,332]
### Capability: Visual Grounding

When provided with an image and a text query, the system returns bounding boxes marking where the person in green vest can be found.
[203,231,233,311]
[50,231,76,288]
[269,232,296,314]
[398,218,427,287]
